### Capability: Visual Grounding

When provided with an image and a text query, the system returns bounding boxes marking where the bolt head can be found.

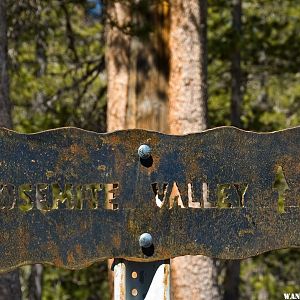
[139,233,153,248]
[138,144,151,159]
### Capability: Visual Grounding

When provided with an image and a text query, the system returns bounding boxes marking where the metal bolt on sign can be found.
[114,229,169,299]
[138,144,152,159]
[114,149,170,300]
[139,233,153,248]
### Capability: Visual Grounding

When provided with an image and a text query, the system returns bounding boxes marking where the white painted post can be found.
[113,259,170,300]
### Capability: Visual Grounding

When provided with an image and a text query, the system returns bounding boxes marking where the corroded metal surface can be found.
[0,126,299,272]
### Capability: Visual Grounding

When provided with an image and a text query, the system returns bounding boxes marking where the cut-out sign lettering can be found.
[0,126,299,272]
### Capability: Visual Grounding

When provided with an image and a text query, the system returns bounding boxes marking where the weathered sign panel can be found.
[0,126,299,272]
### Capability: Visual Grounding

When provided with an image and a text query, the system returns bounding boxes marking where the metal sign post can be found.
[113,146,171,300]
[0,127,299,298]
[113,259,170,300]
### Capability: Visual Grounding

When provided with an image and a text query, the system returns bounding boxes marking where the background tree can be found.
[169,1,220,299]
[106,0,169,132]
[106,1,170,297]
[8,0,106,133]
[223,1,242,300]
[7,1,108,299]
[208,0,300,298]
[230,0,242,128]
[0,0,22,299]
[0,0,12,127]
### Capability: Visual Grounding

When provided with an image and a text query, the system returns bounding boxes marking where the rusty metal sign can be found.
[0,126,299,272]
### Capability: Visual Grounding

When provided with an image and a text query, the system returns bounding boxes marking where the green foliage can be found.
[208,0,300,131]
[7,1,108,299]
[20,264,109,300]
[241,249,300,300]
[42,265,109,300]
[208,0,300,298]
[8,0,106,133]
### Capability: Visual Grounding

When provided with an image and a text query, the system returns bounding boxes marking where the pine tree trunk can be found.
[0,0,13,128]
[169,0,208,133]
[106,1,131,132]
[27,14,47,299]
[28,264,43,300]
[106,1,169,132]
[168,0,220,299]
[223,260,240,300]
[230,0,242,128]
[106,2,170,299]
[223,1,243,299]
[106,2,132,295]
[0,0,22,298]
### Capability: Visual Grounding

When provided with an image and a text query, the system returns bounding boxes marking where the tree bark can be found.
[223,1,243,299]
[230,0,242,128]
[223,260,240,300]
[106,1,170,298]
[106,2,132,295]
[106,1,131,132]
[168,0,220,299]
[169,0,208,133]
[28,16,47,298]
[0,270,22,300]
[0,0,22,298]
[0,0,13,128]
[106,1,169,132]
[28,264,43,300]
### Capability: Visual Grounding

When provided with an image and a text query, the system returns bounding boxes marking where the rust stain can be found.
[46,170,54,179]
[238,229,255,236]
[97,165,106,171]
[67,251,75,264]
[75,244,83,256]
[112,233,121,249]
[0,127,297,272]
[44,241,64,267]
[70,144,88,158]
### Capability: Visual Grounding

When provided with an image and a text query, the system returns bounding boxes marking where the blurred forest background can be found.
[0,0,300,299]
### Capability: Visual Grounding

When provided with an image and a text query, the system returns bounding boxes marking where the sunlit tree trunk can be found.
[0,0,22,298]
[106,2,132,295]
[106,1,131,132]
[169,0,208,133]
[106,2,170,298]
[168,0,220,299]
[106,1,169,132]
